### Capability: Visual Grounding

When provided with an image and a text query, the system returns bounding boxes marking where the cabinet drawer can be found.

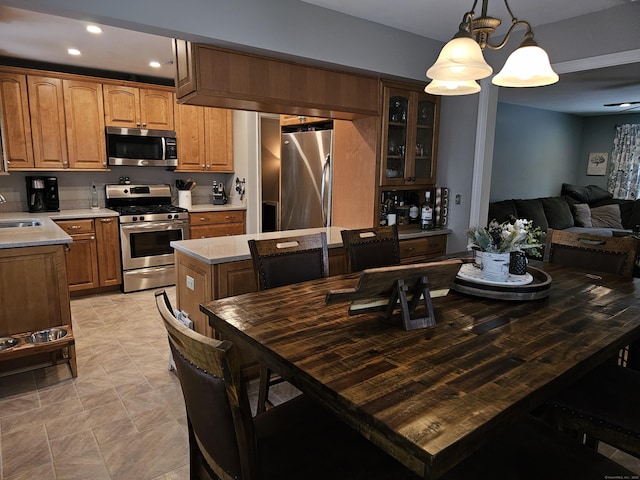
[191,223,245,239]
[189,210,246,225]
[55,219,95,234]
[399,235,446,259]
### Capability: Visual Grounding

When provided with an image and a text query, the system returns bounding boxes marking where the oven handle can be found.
[120,221,188,232]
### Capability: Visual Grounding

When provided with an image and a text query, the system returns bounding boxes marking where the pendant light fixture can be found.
[425,0,559,95]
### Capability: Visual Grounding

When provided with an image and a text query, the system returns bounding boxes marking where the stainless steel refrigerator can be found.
[280,130,333,230]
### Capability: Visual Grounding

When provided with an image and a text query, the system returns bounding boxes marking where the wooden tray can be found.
[451,266,552,301]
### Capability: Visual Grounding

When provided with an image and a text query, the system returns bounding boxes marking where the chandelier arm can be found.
[483,19,533,51]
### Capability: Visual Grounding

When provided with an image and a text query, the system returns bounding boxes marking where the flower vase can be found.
[480,252,510,282]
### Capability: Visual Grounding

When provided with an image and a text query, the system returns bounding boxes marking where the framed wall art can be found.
[587,152,608,176]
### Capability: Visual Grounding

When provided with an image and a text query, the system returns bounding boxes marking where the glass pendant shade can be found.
[426,36,493,82]
[492,45,559,87]
[425,79,481,96]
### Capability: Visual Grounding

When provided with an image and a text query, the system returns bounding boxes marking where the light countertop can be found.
[0,209,117,249]
[171,226,451,265]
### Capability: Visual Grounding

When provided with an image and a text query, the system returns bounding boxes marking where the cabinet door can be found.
[381,86,410,186]
[63,80,107,169]
[204,107,234,171]
[0,72,34,169]
[103,85,140,128]
[64,233,100,291]
[175,102,206,171]
[27,76,68,169]
[412,92,439,185]
[140,89,174,130]
[95,217,122,287]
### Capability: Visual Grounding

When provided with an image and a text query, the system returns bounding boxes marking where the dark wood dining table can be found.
[201,261,640,479]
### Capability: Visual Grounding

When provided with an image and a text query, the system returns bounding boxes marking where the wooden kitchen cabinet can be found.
[56,219,99,291]
[189,210,246,239]
[63,79,107,169]
[399,235,447,264]
[95,217,122,287]
[55,217,122,293]
[104,85,174,130]
[0,72,34,169]
[380,81,440,187]
[27,75,69,169]
[175,103,234,172]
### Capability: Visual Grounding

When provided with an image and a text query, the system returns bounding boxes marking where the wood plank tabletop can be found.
[201,261,640,479]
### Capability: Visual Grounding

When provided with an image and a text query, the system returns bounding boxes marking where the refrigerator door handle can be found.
[321,153,330,227]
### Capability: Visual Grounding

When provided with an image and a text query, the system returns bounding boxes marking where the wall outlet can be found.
[186,275,195,291]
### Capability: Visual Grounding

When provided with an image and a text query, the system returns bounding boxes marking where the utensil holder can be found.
[178,190,192,209]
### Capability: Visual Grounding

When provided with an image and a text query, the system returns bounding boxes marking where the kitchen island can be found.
[0,213,76,376]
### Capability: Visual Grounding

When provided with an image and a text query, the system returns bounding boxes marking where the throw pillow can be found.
[561,183,613,203]
[590,204,624,229]
[513,198,549,231]
[488,199,518,224]
[572,204,593,227]
[541,197,574,229]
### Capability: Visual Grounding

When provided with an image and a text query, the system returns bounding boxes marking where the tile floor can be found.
[0,286,639,479]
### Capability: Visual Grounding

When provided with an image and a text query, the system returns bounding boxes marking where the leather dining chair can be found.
[155,289,635,480]
[544,228,640,457]
[341,224,401,273]
[544,228,640,279]
[248,232,328,412]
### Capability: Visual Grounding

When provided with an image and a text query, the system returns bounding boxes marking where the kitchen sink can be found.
[0,220,42,228]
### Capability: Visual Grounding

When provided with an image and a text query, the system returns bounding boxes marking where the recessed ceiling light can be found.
[86,25,102,34]
[149,61,161,68]
[68,48,81,56]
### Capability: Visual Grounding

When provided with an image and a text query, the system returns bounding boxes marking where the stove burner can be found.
[112,205,188,215]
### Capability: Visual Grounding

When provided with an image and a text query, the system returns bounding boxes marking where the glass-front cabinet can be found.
[380,81,440,187]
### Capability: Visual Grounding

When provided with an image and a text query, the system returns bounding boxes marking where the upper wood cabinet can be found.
[63,79,107,169]
[173,40,379,120]
[104,85,174,130]
[380,81,440,187]
[175,103,233,172]
[28,76,69,169]
[0,72,34,169]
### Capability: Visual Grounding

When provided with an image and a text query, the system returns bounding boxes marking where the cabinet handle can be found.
[68,225,82,230]
[206,164,211,169]
[90,236,95,240]
[201,164,206,169]
[406,247,415,252]
[199,217,207,222]
[100,218,113,223]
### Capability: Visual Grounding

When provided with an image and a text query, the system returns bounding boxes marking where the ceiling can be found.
[0,2,638,116]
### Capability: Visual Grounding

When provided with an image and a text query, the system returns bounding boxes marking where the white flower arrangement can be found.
[467,219,543,256]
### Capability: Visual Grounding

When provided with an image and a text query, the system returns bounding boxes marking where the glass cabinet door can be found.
[382,88,410,185]
[412,96,436,184]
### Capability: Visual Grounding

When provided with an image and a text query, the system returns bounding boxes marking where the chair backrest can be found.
[544,228,640,278]
[248,232,329,290]
[155,290,257,480]
[341,225,401,273]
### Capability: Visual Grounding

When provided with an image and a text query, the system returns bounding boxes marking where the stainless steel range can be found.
[106,184,189,293]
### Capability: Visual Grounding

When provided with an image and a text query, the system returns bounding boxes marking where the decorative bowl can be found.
[0,337,20,351]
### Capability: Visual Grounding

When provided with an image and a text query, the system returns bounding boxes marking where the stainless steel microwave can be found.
[106,126,178,167]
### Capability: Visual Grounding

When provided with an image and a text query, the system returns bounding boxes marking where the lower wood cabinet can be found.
[399,234,447,264]
[55,217,121,293]
[189,210,246,239]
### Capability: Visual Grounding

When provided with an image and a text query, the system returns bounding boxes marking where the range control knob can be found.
[132,216,138,222]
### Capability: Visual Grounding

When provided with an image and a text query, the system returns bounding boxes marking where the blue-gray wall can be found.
[490,103,583,201]
[491,104,640,202]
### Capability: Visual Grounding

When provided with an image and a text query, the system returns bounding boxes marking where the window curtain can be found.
[608,124,640,199]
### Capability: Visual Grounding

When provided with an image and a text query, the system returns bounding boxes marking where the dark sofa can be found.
[488,184,640,237]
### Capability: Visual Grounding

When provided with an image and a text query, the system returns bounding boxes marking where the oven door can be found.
[120,220,189,270]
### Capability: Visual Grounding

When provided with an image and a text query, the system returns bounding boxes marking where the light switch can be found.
[455,194,461,205]
[186,275,195,290]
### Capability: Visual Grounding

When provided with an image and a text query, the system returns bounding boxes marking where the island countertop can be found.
[171,226,451,265]
[0,213,72,249]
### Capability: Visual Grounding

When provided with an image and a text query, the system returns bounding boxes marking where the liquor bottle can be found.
[420,191,433,230]
[91,181,99,210]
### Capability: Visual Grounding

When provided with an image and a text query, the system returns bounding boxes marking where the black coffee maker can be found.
[26,176,60,212]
